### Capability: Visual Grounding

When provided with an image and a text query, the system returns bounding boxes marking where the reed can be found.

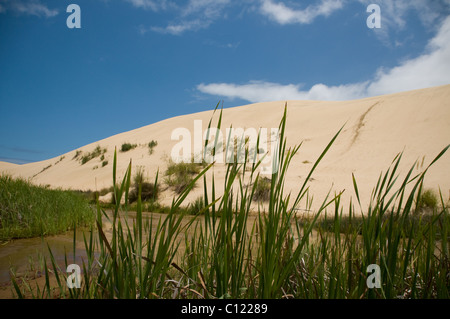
[10,104,449,299]
[0,175,94,241]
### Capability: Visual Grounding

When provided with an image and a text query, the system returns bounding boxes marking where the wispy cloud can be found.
[259,0,344,25]
[197,81,369,102]
[367,15,450,96]
[181,0,230,16]
[0,144,44,155]
[358,0,450,46]
[203,39,241,49]
[0,145,42,164]
[151,19,213,35]
[0,0,59,18]
[132,0,232,35]
[197,16,450,102]
[359,0,449,29]
[0,157,35,164]
[125,0,174,11]
[132,0,346,35]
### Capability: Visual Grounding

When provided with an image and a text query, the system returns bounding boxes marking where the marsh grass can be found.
[252,177,271,202]
[165,160,206,194]
[10,104,450,299]
[128,166,159,204]
[417,188,439,211]
[0,176,95,241]
[186,196,205,216]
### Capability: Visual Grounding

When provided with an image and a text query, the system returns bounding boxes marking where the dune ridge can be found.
[1,85,449,213]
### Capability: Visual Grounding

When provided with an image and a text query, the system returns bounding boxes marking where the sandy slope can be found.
[1,85,449,214]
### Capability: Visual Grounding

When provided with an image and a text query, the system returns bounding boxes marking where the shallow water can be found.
[0,211,196,285]
[0,210,267,290]
[0,230,89,284]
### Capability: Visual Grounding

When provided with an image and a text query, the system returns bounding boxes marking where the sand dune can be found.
[1,85,450,214]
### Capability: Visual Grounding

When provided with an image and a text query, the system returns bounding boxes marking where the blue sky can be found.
[1,0,449,164]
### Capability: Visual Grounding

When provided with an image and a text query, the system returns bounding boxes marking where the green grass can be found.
[165,160,206,194]
[186,196,206,215]
[148,140,158,155]
[72,150,82,160]
[128,166,159,204]
[10,104,450,299]
[55,156,65,165]
[252,177,271,202]
[417,188,439,210]
[0,175,95,241]
[32,164,53,178]
[80,146,107,165]
[121,143,137,152]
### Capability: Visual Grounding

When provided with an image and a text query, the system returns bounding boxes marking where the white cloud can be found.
[132,0,231,35]
[197,81,369,102]
[151,19,212,35]
[359,0,448,29]
[198,81,305,102]
[197,16,450,102]
[129,0,450,37]
[182,0,230,17]
[204,39,241,49]
[150,0,344,35]
[367,15,450,96]
[1,0,58,18]
[125,0,172,11]
[260,0,344,25]
[358,0,450,45]
[162,0,230,35]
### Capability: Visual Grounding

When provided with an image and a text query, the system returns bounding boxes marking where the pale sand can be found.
[1,85,449,214]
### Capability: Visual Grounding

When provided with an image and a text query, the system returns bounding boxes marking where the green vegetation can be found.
[165,160,206,194]
[301,208,448,240]
[32,164,53,178]
[252,176,271,202]
[80,146,107,165]
[55,156,65,165]
[133,166,145,186]
[186,196,206,215]
[417,188,439,211]
[72,150,82,160]
[75,187,115,205]
[0,175,95,241]
[102,160,108,167]
[121,143,137,152]
[128,166,159,204]
[9,105,450,299]
[148,140,158,155]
